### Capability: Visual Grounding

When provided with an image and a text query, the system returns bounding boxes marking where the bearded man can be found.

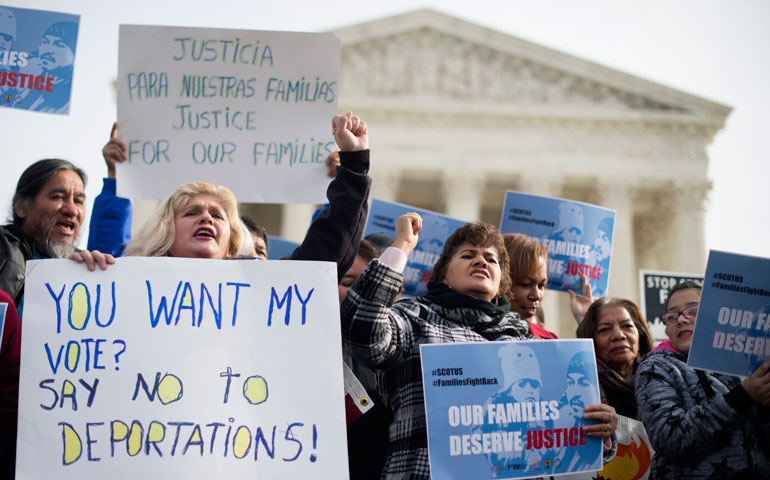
[0,159,86,310]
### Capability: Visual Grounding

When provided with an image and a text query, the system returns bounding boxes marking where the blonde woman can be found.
[71,112,371,281]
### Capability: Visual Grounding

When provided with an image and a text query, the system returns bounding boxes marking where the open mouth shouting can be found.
[194,226,216,239]
[470,268,490,279]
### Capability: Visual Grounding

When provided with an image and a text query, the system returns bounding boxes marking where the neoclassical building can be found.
[242,9,730,336]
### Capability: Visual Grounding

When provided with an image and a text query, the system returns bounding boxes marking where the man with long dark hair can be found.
[0,158,86,308]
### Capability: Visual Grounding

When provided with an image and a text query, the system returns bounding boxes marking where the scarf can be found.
[596,357,637,418]
[418,281,531,338]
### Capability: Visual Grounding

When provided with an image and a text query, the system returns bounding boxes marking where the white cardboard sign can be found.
[117,25,340,203]
[16,257,348,479]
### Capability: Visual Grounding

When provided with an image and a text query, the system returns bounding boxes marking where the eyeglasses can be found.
[660,305,698,326]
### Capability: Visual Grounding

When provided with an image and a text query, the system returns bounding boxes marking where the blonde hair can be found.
[125,182,254,259]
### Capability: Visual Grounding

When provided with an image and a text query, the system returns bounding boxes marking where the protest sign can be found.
[639,270,704,344]
[16,257,349,479]
[500,190,615,297]
[116,25,339,203]
[688,250,770,377]
[267,236,300,260]
[558,415,654,480]
[364,199,467,297]
[0,5,79,115]
[420,339,602,479]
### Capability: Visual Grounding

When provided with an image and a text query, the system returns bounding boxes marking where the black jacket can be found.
[0,224,41,306]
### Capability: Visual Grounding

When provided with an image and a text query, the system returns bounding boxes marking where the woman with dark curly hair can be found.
[341,215,618,479]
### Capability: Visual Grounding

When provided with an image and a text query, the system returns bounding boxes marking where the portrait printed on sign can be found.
[500,190,615,297]
[0,5,79,115]
[364,199,466,297]
[420,339,602,479]
[688,250,770,377]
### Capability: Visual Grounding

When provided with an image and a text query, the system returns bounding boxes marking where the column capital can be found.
[670,179,712,212]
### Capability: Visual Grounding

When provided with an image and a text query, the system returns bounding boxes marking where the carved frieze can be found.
[340,29,685,112]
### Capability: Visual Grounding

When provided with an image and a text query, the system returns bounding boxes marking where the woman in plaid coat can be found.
[341,214,617,479]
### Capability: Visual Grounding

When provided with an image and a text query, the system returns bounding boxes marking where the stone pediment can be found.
[332,9,730,127]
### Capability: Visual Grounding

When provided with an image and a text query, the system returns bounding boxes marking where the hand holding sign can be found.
[581,404,618,445]
[741,359,770,407]
[68,250,116,272]
[332,111,368,151]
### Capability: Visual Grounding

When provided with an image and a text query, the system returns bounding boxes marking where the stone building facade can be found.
[217,10,732,336]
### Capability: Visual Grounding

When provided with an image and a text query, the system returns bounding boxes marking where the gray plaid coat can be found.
[340,259,532,479]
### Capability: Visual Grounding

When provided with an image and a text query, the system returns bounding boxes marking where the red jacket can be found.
[0,290,21,479]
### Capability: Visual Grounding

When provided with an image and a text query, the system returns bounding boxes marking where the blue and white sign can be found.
[420,339,602,479]
[500,191,615,297]
[0,5,79,115]
[266,236,300,260]
[364,199,467,297]
[688,250,770,377]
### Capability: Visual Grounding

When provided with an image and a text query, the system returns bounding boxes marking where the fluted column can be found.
[670,180,710,273]
[443,171,485,222]
[597,181,636,299]
[371,169,401,203]
[280,204,317,242]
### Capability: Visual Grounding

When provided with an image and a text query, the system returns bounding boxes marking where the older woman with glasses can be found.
[635,280,770,478]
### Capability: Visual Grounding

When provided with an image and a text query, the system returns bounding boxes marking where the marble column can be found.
[442,171,485,222]
[280,203,317,242]
[371,169,401,203]
[670,180,710,273]
[597,181,637,299]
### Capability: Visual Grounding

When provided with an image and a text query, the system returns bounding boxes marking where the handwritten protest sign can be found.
[0,5,79,115]
[420,339,602,479]
[116,25,339,203]
[639,270,704,345]
[688,250,770,377]
[16,257,349,479]
[500,190,615,297]
[364,199,466,296]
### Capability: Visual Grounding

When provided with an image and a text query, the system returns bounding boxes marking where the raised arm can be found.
[340,213,422,368]
[86,122,132,257]
[568,275,593,325]
[288,112,372,282]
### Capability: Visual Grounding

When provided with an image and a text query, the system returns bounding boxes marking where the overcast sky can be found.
[2,0,768,261]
